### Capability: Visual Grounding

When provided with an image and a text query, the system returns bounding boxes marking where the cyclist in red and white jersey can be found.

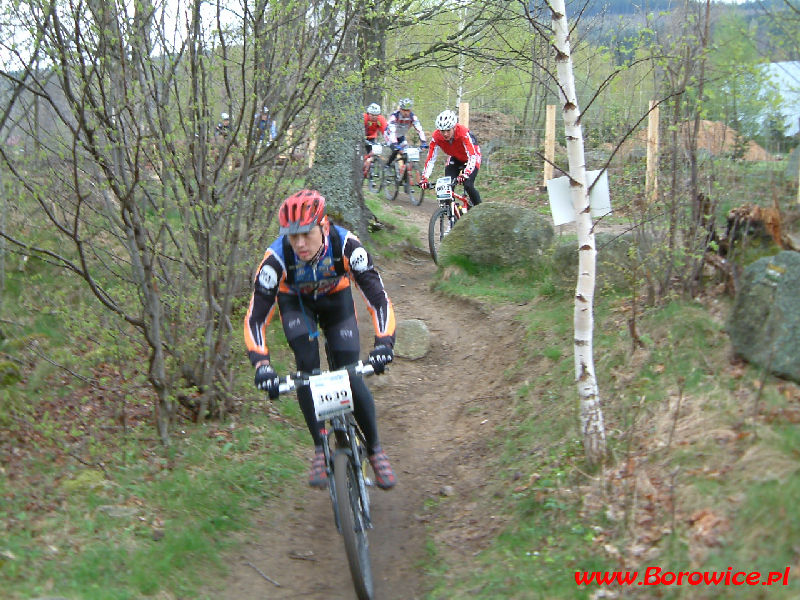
[363,103,388,155]
[385,98,427,168]
[420,109,482,207]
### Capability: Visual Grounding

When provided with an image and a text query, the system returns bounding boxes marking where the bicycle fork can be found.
[321,427,342,532]
[325,419,373,532]
[341,420,373,529]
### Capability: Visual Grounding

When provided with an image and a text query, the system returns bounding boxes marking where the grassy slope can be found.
[424,263,800,599]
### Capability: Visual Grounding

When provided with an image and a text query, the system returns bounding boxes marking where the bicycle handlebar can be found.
[277,361,375,395]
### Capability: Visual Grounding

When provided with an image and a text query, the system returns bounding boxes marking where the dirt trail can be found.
[214,192,525,599]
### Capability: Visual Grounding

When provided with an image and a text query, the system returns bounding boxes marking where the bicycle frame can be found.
[436,175,471,224]
[386,145,425,205]
[399,146,421,178]
[277,362,375,531]
[427,176,472,264]
[362,142,382,177]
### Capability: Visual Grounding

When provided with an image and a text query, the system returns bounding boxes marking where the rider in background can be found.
[385,98,427,168]
[254,106,277,144]
[420,109,482,207]
[364,103,388,154]
[244,190,397,490]
[215,112,231,140]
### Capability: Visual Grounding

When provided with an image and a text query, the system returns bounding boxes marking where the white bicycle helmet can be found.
[435,109,457,131]
[366,103,381,115]
[398,98,413,110]
[220,112,230,120]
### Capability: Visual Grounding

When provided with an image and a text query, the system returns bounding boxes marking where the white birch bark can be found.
[550,0,606,464]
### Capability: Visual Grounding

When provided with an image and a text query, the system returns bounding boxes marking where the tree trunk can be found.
[308,9,370,237]
[550,0,606,466]
[358,0,390,104]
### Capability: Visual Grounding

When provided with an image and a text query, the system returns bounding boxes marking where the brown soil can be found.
[211,192,527,599]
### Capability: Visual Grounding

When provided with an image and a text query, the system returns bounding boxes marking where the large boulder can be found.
[438,202,554,268]
[727,251,800,383]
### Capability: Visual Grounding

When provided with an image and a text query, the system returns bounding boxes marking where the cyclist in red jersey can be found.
[420,109,482,206]
[364,103,388,155]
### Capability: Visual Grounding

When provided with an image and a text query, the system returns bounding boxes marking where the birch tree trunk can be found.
[549,0,606,465]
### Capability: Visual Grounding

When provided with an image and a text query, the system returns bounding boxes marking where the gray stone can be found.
[438,202,554,268]
[728,251,800,383]
[97,505,139,518]
[394,319,430,360]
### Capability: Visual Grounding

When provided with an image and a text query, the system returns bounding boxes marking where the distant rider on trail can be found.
[385,98,427,169]
[364,102,388,155]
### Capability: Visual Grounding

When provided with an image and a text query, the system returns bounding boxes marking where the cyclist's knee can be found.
[466,185,481,205]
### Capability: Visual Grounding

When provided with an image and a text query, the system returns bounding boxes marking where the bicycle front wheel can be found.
[334,451,374,600]
[428,207,450,264]
[384,164,399,202]
[409,165,424,206]
[404,170,417,204]
[367,159,383,193]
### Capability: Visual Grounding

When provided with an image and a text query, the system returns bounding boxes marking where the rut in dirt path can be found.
[214,198,524,600]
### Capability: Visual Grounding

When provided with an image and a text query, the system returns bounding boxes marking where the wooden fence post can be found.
[305,124,317,169]
[543,104,556,187]
[796,143,800,205]
[458,102,470,128]
[645,100,660,205]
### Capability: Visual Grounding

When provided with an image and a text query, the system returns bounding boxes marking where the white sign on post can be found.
[546,169,612,226]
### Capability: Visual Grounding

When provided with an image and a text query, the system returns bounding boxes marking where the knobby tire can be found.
[334,451,374,600]
[428,206,449,264]
[385,163,399,202]
[409,164,425,206]
[367,159,384,193]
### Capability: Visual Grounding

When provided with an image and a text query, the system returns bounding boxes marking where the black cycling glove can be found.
[368,345,394,375]
[254,364,280,399]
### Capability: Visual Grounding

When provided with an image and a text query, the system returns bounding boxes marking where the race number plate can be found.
[435,176,452,199]
[372,144,383,156]
[310,370,354,420]
[405,147,420,161]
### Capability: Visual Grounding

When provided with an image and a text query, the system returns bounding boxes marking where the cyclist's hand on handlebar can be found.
[368,345,394,375]
[455,173,467,184]
[254,364,280,399]
[419,177,429,190]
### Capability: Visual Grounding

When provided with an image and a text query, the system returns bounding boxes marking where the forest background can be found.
[1,0,800,597]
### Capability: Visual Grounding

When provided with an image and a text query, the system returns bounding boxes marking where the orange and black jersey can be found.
[243,224,396,366]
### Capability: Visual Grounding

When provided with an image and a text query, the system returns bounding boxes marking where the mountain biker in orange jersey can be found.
[364,103,388,154]
[244,190,397,490]
[420,109,482,207]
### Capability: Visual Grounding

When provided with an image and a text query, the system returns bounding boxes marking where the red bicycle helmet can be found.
[278,189,326,235]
